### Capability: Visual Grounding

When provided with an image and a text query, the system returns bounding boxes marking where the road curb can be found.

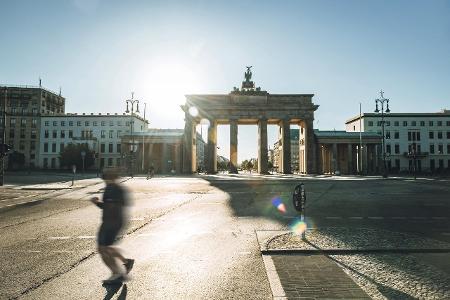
[261,248,450,255]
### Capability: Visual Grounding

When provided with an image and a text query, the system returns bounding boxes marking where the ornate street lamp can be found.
[125,92,140,177]
[374,90,391,178]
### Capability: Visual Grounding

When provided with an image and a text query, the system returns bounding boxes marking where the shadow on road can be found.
[103,283,127,300]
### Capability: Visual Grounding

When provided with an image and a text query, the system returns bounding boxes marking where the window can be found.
[386,144,391,154]
[44,143,48,152]
[43,158,48,168]
[395,144,400,154]
[109,143,113,153]
[109,121,114,126]
[69,121,73,126]
[394,121,399,126]
[394,131,399,139]
[93,121,98,126]
[19,141,25,151]
[439,159,444,169]
[10,118,16,126]
[429,131,434,139]
[45,121,49,126]
[430,144,435,154]
[447,121,450,126]
[69,130,73,138]
[377,121,382,126]
[117,158,121,166]
[85,121,90,126]
[117,121,122,126]
[117,143,121,153]
[44,130,49,138]
[100,158,105,168]
[447,132,450,139]
[100,143,105,153]
[438,132,443,139]
[386,131,391,139]
[32,119,37,128]
[117,130,122,138]
[52,143,57,153]
[108,158,113,167]
[52,121,56,126]
[385,121,390,126]
[61,130,65,138]
[60,143,65,152]
[101,130,106,138]
[61,121,65,126]
[20,129,26,139]
[411,121,416,126]
[52,130,57,138]
[447,144,450,154]
[395,159,400,169]
[31,130,36,139]
[109,130,113,138]
[403,121,408,126]
[21,119,27,127]
[77,121,81,126]
[429,121,434,126]
[430,159,435,171]
[101,121,106,126]
[30,141,36,151]
[437,121,442,126]
[420,121,425,126]
[125,121,130,126]
[408,131,420,141]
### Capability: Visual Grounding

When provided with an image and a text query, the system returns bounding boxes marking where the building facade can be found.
[273,128,300,172]
[1,85,65,169]
[38,113,147,169]
[346,110,450,173]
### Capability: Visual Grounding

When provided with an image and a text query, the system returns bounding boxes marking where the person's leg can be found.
[99,246,121,274]
[107,246,127,264]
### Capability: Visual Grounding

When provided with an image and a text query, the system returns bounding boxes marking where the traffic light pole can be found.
[1,87,7,186]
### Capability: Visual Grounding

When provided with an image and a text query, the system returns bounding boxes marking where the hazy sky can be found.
[2,0,449,162]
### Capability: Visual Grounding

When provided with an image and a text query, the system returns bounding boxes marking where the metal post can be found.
[375,90,390,178]
[0,87,7,186]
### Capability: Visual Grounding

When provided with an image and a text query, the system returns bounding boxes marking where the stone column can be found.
[162,143,168,173]
[304,119,316,174]
[332,143,338,174]
[182,116,195,173]
[347,143,353,175]
[206,119,217,174]
[362,144,368,174]
[258,118,268,174]
[229,119,238,174]
[174,144,181,174]
[281,119,291,174]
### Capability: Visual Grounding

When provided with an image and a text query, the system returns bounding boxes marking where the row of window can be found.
[44,120,131,127]
[386,144,450,155]
[368,120,450,127]
[384,131,450,140]
[8,129,37,139]
[43,157,120,169]
[43,130,127,139]
[389,159,450,170]
[5,118,38,127]
[13,141,37,152]
[43,143,122,154]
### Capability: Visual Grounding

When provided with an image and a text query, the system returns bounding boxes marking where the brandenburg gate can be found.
[181,67,319,174]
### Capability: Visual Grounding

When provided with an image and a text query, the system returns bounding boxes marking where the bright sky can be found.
[1,0,449,162]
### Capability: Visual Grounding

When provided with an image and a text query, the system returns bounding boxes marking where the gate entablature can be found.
[181,67,319,175]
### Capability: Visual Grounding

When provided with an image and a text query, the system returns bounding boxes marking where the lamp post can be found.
[125,93,140,177]
[374,90,391,178]
[0,87,7,186]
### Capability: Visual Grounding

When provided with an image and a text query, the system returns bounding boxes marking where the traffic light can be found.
[0,144,13,156]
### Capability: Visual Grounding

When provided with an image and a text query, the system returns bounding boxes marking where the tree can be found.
[268,161,274,173]
[59,143,95,170]
[7,151,25,170]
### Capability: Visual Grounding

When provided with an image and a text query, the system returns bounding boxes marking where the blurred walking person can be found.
[90,168,134,284]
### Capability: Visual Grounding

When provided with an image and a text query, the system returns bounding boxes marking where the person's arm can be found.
[90,197,104,209]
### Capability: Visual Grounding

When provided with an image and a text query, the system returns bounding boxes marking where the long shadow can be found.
[201,174,450,297]
[5,171,99,185]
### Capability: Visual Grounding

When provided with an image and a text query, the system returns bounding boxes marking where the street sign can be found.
[72,165,77,173]
[293,183,306,213]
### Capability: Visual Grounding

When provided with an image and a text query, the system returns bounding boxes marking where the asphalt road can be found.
[1,174,449,299]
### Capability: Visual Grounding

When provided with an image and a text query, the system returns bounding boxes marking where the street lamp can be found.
[125,92,140,177]
[374,90,391,178]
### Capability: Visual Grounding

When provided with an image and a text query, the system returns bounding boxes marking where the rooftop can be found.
[0,84,63,98]
[346,110,450,124]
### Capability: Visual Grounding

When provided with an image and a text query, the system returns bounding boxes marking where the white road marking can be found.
[391,217,406,219]
[27,250,41,253]
[48,236,71,240]
[325,216,342,219]
[368,217,384,220]
[349,217,363,219]
[262,255,286,299]
[77,236,95,239]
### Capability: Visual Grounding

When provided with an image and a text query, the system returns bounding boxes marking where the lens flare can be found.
[290,218,307,235]
[188,106,199,117]
[271,197,286,214]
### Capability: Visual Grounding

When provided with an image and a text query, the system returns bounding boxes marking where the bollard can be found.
[293,183,307,239]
